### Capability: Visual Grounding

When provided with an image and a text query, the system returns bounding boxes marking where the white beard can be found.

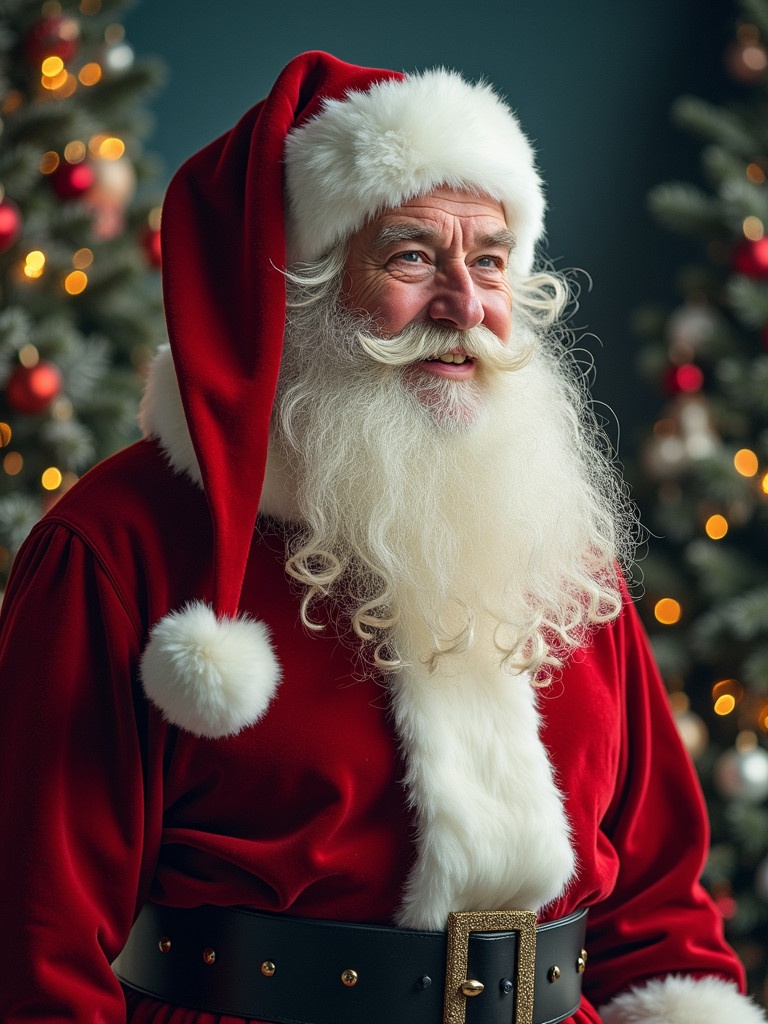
[268,293,629,683]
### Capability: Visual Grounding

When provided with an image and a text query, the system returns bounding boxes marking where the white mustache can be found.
[356,322,533,374]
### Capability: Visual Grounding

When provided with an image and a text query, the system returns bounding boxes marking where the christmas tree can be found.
[632,0,768,1000]
[0,0,164,584]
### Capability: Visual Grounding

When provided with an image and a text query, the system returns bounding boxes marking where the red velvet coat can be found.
[0,437,746,1022]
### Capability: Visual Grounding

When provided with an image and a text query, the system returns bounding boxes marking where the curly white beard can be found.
[266,286,634,680]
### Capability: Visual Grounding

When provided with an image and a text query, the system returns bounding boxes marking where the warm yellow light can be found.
[72,247,94,269]
[747,162,766,184]
[64,140,87,164]
[762,471,768,495]
[41,56,64,77]
[18,344,39,368]
[41,467,63,491]
[714,694,737,716]
[78,62,102,86]
[743,216,764,241]
[97,136,125,160]
[23,250,46,279]
[654,597,682,625]
[41,69,68,91]
[0,423,12,447]
[80,0,102,12]
[3,452,23,476]
[734,448,759,477]
[39,151,60,175]
[64,270,88,295]
[705,514,729,540]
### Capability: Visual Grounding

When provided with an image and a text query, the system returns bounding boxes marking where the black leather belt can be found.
[113,902,588,1024]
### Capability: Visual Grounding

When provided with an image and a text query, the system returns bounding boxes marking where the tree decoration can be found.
[49,159,96,199]
[732,237,768,278]
[5,362,62,416]
[629,0,768,997]
[0,198,22,253]
[0,0,166,585]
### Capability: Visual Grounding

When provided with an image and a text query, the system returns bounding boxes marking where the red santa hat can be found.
[140,50,547,738]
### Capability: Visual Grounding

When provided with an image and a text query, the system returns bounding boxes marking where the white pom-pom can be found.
[600,975,767,1024]
[141,601,282,738]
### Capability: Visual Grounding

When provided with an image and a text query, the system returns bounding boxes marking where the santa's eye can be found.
[475,255,504,269]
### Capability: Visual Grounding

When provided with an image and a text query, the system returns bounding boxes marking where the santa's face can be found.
[341,187,514,384]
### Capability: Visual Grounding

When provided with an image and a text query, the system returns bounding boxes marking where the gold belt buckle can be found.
[443,909,537,1024]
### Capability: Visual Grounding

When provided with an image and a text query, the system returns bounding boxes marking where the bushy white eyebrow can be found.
[372,223,516,254]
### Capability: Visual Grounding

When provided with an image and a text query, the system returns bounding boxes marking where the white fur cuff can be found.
[141,601,282,738]
[599,974,767,1024]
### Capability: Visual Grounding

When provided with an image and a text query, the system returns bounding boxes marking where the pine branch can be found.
[727,278,768,328]
[672,95,758,156]
[648,182,726,237]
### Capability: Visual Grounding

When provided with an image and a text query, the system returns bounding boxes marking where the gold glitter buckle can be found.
[443,910,537,1024]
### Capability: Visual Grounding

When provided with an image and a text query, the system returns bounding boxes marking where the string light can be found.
[762,471,768,495]
[746,162,766,184]
[64,270,88,295]
[39,151,60,175]
[705,514,729,540]
[23,250,46,279]
[743,215,764,241]
[41,56,64,78]
[734,448,759,477]
[3,452,23,475]
[72,247,93,269]
[98,136,125,160]
[78,63,102,86]
[18,344,39,368]
[0,423,11,447]
[41,467,63,491]
[63,140,87,164]
[712,678,743,717]
[654,597,682,625]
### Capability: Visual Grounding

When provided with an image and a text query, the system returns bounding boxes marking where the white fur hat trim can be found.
[141,601,282,738]
[599,974,767,1024]
[284,68,545,274]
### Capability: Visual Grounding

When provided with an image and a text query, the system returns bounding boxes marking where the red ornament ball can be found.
[50,160,96,200]
[733,237,768,278]
[23,14,80,66]
[664,363,704,396]
[0,198,22,253]
[5,362,63,415]
[142,225,161,268]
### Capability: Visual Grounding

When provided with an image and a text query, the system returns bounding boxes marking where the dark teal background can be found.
[124,0,734,455]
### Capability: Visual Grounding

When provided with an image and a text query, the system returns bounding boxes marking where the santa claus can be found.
[0,51,764,1024]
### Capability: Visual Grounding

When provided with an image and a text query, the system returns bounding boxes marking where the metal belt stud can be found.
[341,969,358,987]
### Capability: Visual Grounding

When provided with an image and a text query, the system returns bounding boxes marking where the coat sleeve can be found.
[582,592,766,1023]
[0,521,156,1023]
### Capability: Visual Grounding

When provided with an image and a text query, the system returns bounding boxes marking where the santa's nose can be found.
[427,265,485,331]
